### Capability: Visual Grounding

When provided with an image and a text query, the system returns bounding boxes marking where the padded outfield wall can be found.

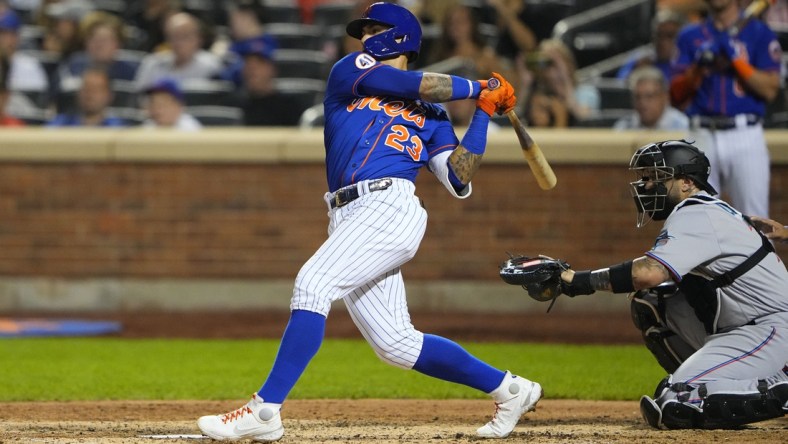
[0,128,785,313]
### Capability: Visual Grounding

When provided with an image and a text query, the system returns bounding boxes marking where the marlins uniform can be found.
[197,3,540,441]
[671,9,783,218]
[644,193,788,425]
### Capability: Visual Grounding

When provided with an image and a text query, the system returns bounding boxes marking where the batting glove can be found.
[693,39,718,66]
[715,34,741,61]
[476,72,515,116]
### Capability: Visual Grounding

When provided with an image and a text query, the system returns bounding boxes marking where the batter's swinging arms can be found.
[197,2,541,441]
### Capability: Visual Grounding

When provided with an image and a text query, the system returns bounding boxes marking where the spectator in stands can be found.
[616,8,686,82]
[0,52,24,126]
[141,77,201,130]
[219,0,278,87]
[487,0,541,59]
[613,66,689,131]
[134,12,222,91]
[0,8,48,92]
[528,38,599,124]
[58,11,138,90]
[426,3,513,81]
[48,66,125,126]
[128,0,183,53]
[40,0,93,62]
[235,37,304,126]
[524,86,570,128]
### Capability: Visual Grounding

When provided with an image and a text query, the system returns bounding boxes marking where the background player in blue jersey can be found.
[670,0,782,218]
[197,2,542,441]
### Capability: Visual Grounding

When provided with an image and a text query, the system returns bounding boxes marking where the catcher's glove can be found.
[499,255,570,310]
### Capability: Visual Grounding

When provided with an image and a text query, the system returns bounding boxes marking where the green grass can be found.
[0,338,665,402]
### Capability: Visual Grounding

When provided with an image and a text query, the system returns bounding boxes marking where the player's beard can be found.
[633,181,677,222]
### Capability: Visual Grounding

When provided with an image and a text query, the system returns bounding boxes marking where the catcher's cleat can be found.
[197,393,284,442]
[639,395,663,429]
[477,371,543,438]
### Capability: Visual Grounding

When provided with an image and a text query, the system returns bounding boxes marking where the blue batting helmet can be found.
[346,2,422,62]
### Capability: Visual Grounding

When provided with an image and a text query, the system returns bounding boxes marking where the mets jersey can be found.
[323,52,460,192]
[645,192,788,332]
[673,16,782,117]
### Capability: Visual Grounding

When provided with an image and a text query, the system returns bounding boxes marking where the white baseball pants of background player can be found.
[690,121,770,218]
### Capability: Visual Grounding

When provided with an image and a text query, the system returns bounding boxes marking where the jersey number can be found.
[385,125,423,161]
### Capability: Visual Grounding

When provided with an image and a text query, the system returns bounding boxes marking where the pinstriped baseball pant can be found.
[291,178,427,369]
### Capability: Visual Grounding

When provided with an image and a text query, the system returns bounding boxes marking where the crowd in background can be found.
[0,0,785,130]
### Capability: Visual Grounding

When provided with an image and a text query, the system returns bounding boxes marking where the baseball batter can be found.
[197,3,541,441]
[670,0,782,218]
[557,140,787,429]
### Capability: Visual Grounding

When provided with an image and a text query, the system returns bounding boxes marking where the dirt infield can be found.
[1,310,785,443]
[1,399,785,443]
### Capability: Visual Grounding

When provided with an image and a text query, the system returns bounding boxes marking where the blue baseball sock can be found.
[258,309,326,403]
[412,334,505,393]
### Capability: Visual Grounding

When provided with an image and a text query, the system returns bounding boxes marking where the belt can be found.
[693,114,762,130]
[330,178,393,209]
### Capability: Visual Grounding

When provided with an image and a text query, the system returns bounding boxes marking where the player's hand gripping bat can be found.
[487,76,556,190]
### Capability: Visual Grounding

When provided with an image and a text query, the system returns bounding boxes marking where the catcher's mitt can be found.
[499,255,570,305]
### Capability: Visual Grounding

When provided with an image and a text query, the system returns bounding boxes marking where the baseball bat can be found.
[732,0,774,36]
[506,110,557,190]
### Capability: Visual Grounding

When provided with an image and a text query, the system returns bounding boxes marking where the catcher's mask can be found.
[346,2,422,62]
[629,140,717,227]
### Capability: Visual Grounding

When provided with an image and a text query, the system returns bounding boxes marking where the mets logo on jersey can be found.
[355,53,377,69]
[346,97,426,128]
[652,230,674,249]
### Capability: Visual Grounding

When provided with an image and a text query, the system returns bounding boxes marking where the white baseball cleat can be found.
[197,393,284,442]
[477,371,543,438]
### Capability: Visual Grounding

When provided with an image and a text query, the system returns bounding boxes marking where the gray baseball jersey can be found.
[644,192,788,411]
[645,192,788,332]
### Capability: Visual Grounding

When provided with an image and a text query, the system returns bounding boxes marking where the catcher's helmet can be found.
[629,140,717,227]
[346,2,422,62]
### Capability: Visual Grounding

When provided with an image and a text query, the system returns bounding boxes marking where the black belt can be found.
[330,178,393,209]
[694,114,762,130]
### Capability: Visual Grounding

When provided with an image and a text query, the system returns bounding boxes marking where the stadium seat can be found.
[274,78,325,123]
[311,2,354,30]
[298,103,324,128]
[592,78,632,110]
[188,105,244,126]
[180,79,239,107]
[93,0,127,15]
[264,23,322,50]
[261,0,302,24]
[273,49,331,80]
[111,80,140,109]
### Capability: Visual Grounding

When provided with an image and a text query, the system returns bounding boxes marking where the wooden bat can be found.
[731,0,774,36]
[506,110,557,190]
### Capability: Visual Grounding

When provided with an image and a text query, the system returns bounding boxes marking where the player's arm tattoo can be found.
[448,147,483,184]
[419,73,454,103]
[588,256,668,292]
[631,256,671,289]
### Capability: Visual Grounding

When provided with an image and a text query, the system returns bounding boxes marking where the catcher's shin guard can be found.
[700,382,787,429]
[630,290,695,373]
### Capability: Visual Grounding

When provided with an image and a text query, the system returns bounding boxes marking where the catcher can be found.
[500,140,787,429]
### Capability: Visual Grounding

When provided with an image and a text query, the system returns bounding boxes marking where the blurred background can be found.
[0,0,785,336]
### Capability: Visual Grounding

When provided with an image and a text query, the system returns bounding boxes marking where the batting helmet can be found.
[629,140,717,227]
[346,2,422,62]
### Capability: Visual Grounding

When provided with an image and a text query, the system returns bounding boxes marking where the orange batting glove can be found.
[476,72,514,116]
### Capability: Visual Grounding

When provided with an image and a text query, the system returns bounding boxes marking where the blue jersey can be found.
[323,52,459,192]
[673,16,782,117]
